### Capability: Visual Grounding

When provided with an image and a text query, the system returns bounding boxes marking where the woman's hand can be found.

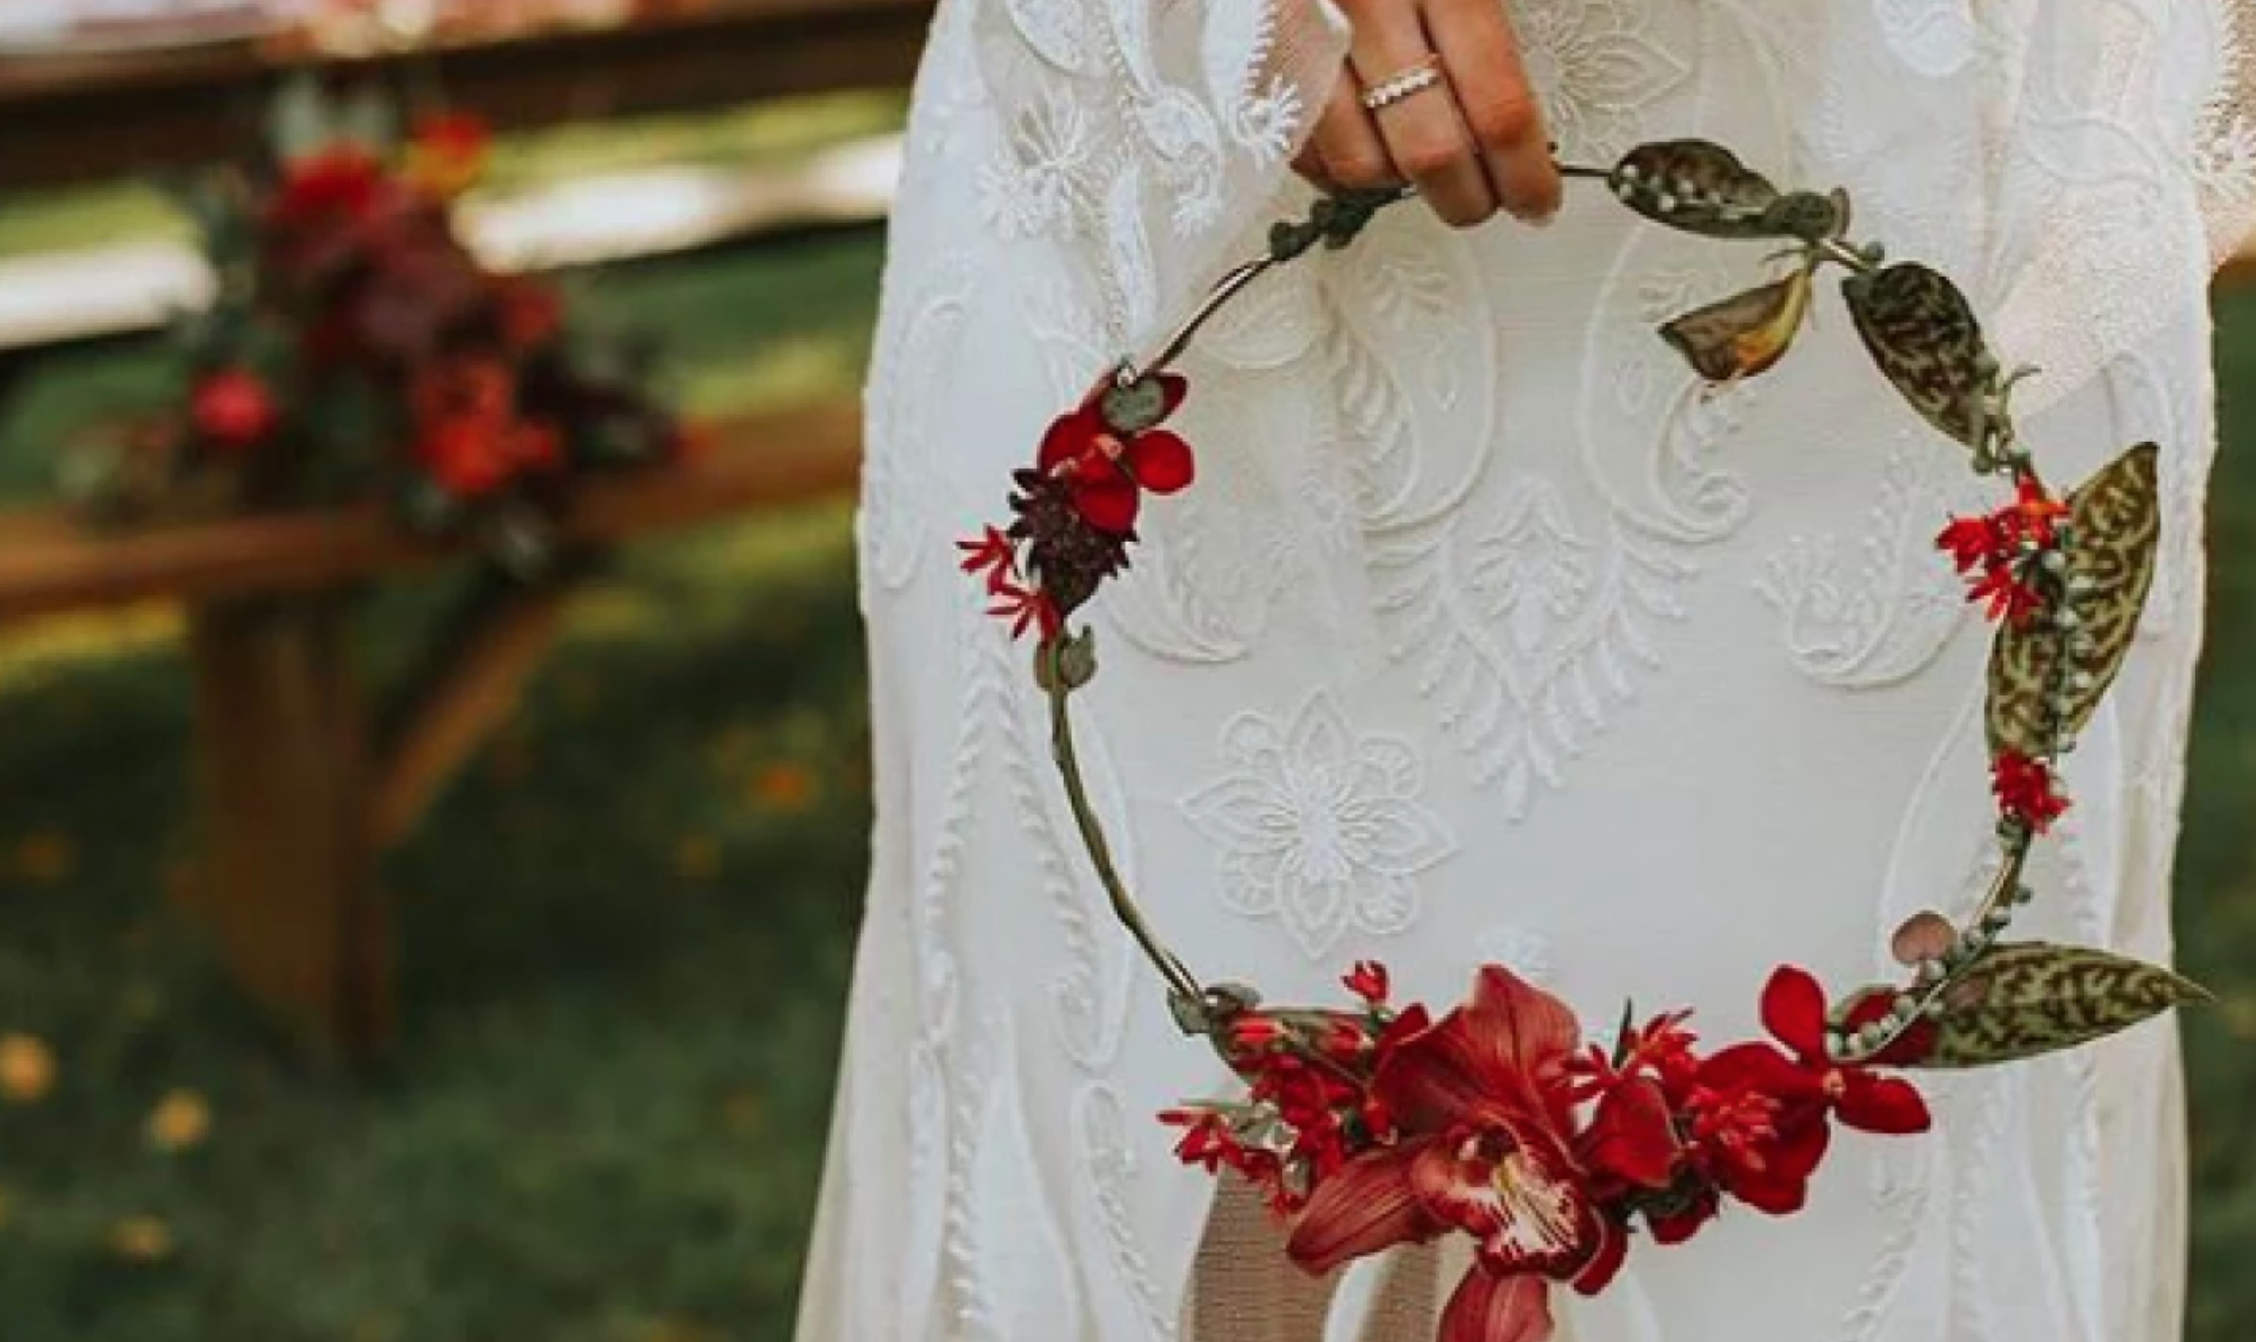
[1294,0,1560,229]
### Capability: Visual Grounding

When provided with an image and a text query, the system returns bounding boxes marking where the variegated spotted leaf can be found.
[1660,269,1815,382]
[1612,140,1775,236]
[1910,942,2206,1069]
[1758,187,1853,244]
[1985,444,2161,757]
[1611,141,1850,243]
[1842,263,1995,447]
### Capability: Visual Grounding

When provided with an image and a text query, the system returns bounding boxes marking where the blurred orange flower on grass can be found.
[0,1034,55,1103]
[16,832,76,885]
[147,1090,214,1152]
[749,762,817,815]
[109,1215,175,1263]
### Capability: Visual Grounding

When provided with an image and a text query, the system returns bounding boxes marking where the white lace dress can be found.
[797,3,2256,1339]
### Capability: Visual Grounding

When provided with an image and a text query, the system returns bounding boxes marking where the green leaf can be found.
[1912,942,2206,1069]
[1986,444,2162,757]
[1842,263,1999,448]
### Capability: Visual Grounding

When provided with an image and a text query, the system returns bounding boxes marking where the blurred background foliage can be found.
[0,87,2249,1342]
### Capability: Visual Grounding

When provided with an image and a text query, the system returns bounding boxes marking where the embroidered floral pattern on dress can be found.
[1182,693,1456,958]
[1509,0,1689,163]
[1871,0,1979,79]
[978,87,1094,242]
[1756,434,1982,690]
[805,1,2241,1338]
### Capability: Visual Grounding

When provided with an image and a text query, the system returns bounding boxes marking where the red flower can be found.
[985,582,1061,642]
[956,526,1019,594]
[1287,968,1673,1341]
[1936,476,2069,627]
[2007,475,2069,546]
[1695,967,1931,1216]
[411,359,563,499]
[1567,1009,1699,1106]
[1965,564,2048,627]
[1037,374,1196,534]
[1344,961,1391,1007]
[1992,750,2069,832]
[405,112,492,199]
[495,278,564,351]
[189,368,279,451]
[268,146,388,230]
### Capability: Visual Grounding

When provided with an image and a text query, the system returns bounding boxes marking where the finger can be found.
[1292,141,1341,193]
[1309,73,1398,192]
[1423,0,1560,222]
[1344,6,1495,227]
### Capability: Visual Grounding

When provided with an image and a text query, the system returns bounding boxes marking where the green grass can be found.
[0,237,2249,1340]
[2181,291,2256,1342]
[0,233,882,1342]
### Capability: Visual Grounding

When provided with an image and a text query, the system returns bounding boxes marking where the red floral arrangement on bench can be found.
[71,90,686,576]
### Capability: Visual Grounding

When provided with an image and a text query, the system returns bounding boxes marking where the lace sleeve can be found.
[2204,0,2256,265]
[962,1,1349,351]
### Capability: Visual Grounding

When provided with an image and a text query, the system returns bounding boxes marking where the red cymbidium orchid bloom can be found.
[1693,967,1931,1215]
[1038,374,1196,534]
[1286,968,1677,1342]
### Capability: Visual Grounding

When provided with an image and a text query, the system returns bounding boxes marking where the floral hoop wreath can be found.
[956,140,2206,1342]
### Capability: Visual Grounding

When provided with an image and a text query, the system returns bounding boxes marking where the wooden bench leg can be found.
[178,596,392,1062]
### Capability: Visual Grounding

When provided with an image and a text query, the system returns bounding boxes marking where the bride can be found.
[798,2,2254,1338]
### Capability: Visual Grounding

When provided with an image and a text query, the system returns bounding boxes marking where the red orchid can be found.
[189,368,279,451]
[1992,750,2069,832]
[1287,968,1676,1342]
[1694,967,1930,1216]
[1038,374,1196,534]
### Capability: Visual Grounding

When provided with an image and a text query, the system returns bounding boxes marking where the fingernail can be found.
[1514,199,1559,229]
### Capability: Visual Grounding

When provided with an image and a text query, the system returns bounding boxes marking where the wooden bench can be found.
[0,0,935,191]
[0,0,919,1063]
[0,403,861,1061]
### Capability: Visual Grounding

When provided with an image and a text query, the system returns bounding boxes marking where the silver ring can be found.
[1360,57,1445,112]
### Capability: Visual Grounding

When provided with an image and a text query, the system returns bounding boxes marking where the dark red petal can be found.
[1126,429,1195,495]
[1037,405,1103,470]
[1155,372,1190,419]
[1072,474,1142,534]
[1285,1144,1437,1275]
[1440,1270,1556,1342]
[1837,1074,1932,1136]
[1647,1190,1719,1246]
[1580,1078,1680,1190]
[1761,965,1830,1060]
[1408,1134,1508,1238]
[1766,1108,1834,1182]
[1570,1219,1629,1296]
[1377,967,1581,1133]
[1698,1043,1822,1102]
[1726,1164,1810,1217]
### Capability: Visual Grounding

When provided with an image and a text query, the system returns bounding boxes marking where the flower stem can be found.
[1045,659,1209,1022]
[1118,256,1277,388]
